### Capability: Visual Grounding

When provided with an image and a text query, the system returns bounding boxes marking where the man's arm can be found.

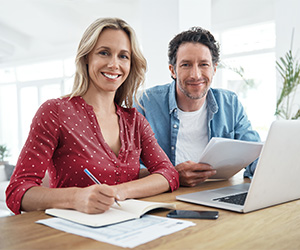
[139,161,216,187]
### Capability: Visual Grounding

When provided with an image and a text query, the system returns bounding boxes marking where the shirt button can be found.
[171,146,175,150]
[173,124,178,128]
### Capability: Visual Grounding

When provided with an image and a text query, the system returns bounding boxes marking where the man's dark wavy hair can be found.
[168,27,220,67]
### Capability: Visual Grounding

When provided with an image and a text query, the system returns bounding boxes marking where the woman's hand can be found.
[72,184,118,214]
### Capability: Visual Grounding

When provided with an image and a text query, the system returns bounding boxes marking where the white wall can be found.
[212,0,274,30]
[275,0,300,57]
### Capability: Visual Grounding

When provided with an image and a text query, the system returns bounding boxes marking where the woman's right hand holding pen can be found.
[72,184,121,214]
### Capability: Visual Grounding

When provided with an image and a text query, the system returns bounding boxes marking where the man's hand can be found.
[175,161,216,187]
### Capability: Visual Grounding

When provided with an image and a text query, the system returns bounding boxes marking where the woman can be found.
[6,18,179,215]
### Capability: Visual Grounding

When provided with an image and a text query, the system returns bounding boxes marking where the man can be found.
[136,27,260,186]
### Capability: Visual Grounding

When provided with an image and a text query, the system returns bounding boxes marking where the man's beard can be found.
[177,79,209,100]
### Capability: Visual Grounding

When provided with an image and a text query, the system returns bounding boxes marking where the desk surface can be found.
[1,172,300,250]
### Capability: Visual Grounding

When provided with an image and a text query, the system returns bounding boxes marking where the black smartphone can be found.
[167,210,219,219]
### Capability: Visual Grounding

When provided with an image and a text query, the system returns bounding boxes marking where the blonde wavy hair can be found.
[65,17,147,108]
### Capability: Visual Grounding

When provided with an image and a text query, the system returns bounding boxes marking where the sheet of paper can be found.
[36,215,195,248]
[200,137,264,179]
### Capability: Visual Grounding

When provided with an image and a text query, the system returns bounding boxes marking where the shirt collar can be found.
[115,103,123,116]
[206,88,219,114]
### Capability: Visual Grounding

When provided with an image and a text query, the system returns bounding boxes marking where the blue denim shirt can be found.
[135,81,261,177]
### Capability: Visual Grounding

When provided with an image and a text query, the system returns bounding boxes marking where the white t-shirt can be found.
[175,102,209,165]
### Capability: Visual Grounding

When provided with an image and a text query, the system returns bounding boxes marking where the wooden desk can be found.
[1,172,300,250]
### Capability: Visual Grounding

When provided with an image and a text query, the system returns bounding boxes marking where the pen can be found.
[84,168,121,207]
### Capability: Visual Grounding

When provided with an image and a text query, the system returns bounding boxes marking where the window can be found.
[16,60,64,82]
[214,22,276,140]
[0,57,75,164]
[0,84,18,162]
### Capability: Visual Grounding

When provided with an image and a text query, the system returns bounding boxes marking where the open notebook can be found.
[46,199,176,227]
[176,120,300,213]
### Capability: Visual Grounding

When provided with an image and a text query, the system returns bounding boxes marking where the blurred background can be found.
[0,0,299,164]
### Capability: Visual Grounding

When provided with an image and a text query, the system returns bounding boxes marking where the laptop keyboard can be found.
[213,192,248,206]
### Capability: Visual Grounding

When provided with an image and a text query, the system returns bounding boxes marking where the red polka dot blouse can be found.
[6,96,179,214]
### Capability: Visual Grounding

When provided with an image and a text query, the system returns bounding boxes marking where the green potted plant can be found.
[0,144,10,164]
[275,31,300,120]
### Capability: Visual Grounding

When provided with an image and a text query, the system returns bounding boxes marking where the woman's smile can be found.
[102,72,121,80]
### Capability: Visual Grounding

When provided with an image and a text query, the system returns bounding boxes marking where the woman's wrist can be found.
[112,184,128,201]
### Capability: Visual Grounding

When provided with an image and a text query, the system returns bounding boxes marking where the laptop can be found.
[176,120,300,213]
